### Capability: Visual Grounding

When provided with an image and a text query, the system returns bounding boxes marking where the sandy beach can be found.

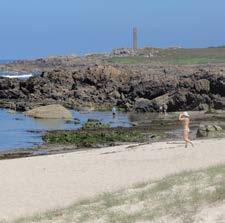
[0,138,225,221]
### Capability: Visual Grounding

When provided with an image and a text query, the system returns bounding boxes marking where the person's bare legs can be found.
[183,130,194,148]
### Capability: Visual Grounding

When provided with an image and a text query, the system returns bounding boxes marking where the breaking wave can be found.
[0,71,34,79]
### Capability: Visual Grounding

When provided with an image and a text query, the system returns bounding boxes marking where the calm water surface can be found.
[0,109,131,151]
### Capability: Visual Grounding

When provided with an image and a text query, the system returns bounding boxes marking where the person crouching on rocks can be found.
[179,112,194,148]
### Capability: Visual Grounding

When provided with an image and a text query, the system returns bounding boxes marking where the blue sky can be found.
[0,0,225,59]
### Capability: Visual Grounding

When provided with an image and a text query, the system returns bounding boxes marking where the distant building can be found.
[133,27,138,51]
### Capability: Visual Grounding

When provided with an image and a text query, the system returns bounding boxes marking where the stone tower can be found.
[133,27,138,50]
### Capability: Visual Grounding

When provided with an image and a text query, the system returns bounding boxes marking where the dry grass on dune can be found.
[12,164,225,223]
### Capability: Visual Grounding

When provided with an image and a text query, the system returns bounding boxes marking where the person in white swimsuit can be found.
[179,112,194,148]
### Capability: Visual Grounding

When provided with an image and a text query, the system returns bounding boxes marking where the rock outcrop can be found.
[196,124,223,138]
[0,64,225,112]
[25,104,73,119]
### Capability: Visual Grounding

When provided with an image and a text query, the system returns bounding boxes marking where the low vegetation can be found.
[43,127,146,148]
[107,47,225,65]
[82,119,110,129]
[108,55,225,65]
[11,164,225,223]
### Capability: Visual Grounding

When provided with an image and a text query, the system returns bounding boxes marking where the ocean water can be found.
[0,65,131,151]
[0,60,35,79]
[0,70,33,79]
[0,109,131,151]
[0,60,15,64]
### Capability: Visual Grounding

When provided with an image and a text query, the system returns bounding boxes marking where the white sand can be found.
[194,202,225,223]
[0,138,225,221]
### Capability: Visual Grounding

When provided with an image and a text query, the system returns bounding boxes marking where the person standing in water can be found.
[179,112,194,148]
[112,107,116,118]
[159,105,163,114]
[163,104,168,115]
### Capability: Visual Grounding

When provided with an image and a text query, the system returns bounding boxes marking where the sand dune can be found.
[0,138,225,221]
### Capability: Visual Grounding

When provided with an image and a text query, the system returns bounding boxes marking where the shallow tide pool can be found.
[0,109,131,151]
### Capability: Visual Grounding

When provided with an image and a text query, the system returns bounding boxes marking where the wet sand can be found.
[0,138,225,221]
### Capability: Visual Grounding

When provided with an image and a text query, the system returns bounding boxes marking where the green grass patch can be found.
[107,55,225,65]
[160,55,225,65]
[106,48,225,65]
[107,56,151,64]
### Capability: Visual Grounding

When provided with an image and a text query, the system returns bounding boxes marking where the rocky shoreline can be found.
[0,63,225,112]
[0,110,224,160]
[0,56,225,159]
[0,121,169,160]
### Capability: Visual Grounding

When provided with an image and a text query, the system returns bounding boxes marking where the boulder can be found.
[134,98,154,112]
[25,104,72,119]
[16,102,30,111]
[194,79,210,93]
[150,93,170,111]
[168,91,187,111]
[196,124,223,138]
[213,96,225,109]
[198,103,209,111]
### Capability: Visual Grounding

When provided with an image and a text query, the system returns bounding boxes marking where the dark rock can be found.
[74,118,81,125]
[0,64,225,112]
[134,98,154,112]
[16,102,29,111]
[198,103,209,111]
[213,96,225,109]
[196,124,224,138]
[194,79,210,93]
